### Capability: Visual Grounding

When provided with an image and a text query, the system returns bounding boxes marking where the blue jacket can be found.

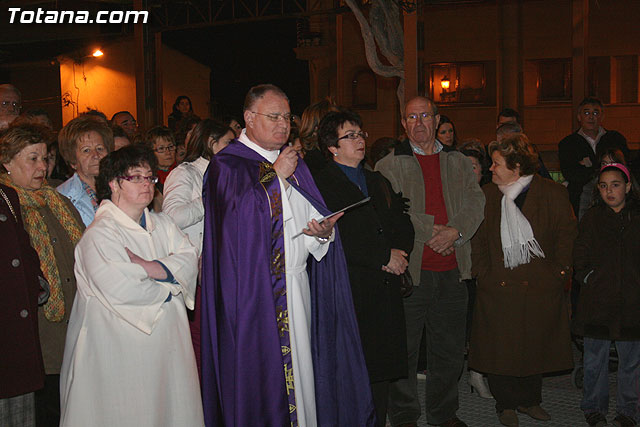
[57,173,95,227]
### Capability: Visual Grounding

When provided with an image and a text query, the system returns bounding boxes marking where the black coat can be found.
[0,184,45,398]
[558,130,629,215]
[572,201,640,340]
[307,159,414,382]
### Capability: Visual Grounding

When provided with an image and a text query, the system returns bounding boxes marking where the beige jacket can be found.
[375,139,485,281]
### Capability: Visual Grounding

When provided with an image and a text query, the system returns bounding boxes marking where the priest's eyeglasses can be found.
[118,175,159,184]
[338,131,368,141]
[251,111,295,123]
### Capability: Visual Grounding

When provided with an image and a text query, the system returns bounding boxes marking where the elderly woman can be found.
[0,183,47,427]
[59,145,203,426]
[305,110,414,427]
[469,133,577,427]
[57,115,113,226]
[0,123,84,426]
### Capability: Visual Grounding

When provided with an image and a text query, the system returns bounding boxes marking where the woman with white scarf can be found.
[468,134,577,427]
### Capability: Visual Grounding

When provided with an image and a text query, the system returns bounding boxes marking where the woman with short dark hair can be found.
[306,109,414,427]
[59,145,203,426]
[469,133,577,426]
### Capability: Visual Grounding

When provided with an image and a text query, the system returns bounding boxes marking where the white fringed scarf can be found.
[497,175,545,269]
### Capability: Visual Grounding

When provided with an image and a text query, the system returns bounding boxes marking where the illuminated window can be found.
[428,61,495,105]
[536,59,572,102]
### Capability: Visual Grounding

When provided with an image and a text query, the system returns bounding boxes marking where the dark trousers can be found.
[487,373,542,412]
[35,374,59,427]
[388,268,468,425]
[371,380,390,427]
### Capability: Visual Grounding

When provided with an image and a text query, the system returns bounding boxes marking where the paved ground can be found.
[392,349,623,427]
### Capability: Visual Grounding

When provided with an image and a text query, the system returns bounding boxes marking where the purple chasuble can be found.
[200,141,375,426]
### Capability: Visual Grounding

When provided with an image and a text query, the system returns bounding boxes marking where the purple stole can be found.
[200,141,375,427]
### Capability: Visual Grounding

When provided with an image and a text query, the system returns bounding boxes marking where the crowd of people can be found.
[1,80,639,427]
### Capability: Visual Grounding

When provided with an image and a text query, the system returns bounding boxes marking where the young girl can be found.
[573,163,640,427]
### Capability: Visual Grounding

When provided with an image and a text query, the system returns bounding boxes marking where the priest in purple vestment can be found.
[200,84,375,427]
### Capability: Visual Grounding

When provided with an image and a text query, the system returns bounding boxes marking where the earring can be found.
[6,170,10,175]
[333,152,337,157]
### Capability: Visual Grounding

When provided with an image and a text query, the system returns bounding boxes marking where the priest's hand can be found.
[427,224,459,254]
[125,248,168,280]
[273,146,299,180]
[302,212,344,239]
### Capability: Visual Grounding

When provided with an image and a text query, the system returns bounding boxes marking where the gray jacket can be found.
[375,139,485,281]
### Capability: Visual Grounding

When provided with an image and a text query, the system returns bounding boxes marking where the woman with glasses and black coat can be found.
[305,109,414,427]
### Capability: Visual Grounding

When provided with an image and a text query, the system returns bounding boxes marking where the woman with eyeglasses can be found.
[59,145,203,426]
[0,123,85,426]
[144,126,177,212]
[57,115,114,226]
[305,109,414,427]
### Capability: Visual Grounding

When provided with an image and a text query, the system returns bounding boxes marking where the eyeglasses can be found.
[1,101,21,110]
[406,112,436,122]
[154,144,176,153]
[338,131,368,141]
[118,175,158,184]
[581,110,601,117]
[251,111,295,123]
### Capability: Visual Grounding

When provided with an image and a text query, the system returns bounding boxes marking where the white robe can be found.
[59,200,204,427]
[239,133,331,427]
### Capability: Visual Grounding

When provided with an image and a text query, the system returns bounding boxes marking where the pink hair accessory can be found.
[600,162,631,182]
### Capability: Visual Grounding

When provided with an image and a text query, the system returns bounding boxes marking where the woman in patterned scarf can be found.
[0,123,84,427]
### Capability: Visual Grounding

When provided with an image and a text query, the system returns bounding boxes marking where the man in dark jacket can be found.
[558,97,629,219]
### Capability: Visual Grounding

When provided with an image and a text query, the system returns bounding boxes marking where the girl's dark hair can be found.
[175,116,201,149]
[172,96,193,115]
[183,119,233,163]
[461,147,491,186]
[317,109,363,160]
[436,115,458,148]
[96,145,158,202]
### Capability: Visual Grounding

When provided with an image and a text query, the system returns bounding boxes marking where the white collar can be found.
[192,156,210,175]
[410,139,443,156]
[238,129,279,163]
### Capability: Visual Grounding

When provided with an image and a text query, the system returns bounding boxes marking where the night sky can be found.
[163,20,310,120]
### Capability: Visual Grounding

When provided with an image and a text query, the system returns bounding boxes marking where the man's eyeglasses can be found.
[118,175,159,184]
[406,112,436,122]
[1,101,21,111]
[251,111,295,123]
[154,144,176,153]
[581,110,601,117]
[338,131,368,141]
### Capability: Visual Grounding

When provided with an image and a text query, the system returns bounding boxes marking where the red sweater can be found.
[416,153,457,271]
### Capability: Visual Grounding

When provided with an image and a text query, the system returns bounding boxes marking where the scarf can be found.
[497,174,545,269]
[0,174,83,321]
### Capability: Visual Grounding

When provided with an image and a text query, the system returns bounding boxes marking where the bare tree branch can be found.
[369,0,404,67]
[343,0,404,79]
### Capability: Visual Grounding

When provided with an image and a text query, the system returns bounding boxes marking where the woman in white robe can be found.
[59,145,203,427]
